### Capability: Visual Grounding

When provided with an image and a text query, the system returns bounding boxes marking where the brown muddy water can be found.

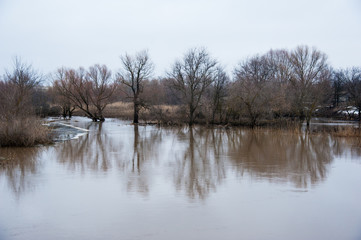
[1,117,361,240]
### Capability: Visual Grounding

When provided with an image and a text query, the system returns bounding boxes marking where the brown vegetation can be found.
[1,46,360,148]
[0,117,51,147]
[45,46,359,129]
[117,50,154,124]
[0,58,52,147]
[53,64,116,121]
[102,101,181,124]
[168,48,218,125]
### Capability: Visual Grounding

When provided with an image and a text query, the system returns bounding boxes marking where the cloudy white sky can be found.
[0,0,360,77]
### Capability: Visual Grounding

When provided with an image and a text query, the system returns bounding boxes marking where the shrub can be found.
[0,117,52,147]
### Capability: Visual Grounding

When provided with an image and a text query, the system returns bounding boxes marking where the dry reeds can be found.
[102,101,183,124]
[0,117,52,147]
[103,101,133,119]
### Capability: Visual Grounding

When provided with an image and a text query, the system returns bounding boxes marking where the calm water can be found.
[1,117,361,240]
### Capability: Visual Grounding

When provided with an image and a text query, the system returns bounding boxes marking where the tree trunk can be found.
[97,107,105,122]
[62,108,67,119]
[189,106,195,126]
[306,114,311,127]
[211,109,216,124]
[133,96,139,124]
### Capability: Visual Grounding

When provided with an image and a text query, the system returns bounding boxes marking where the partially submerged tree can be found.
[233,55,275,127]
[168,48,218,125]
[117,50,153,124]
[86,64,117,121]
[53,65,116,121]
[55,92,76,119]
[209,67,229,123]
[288,46,331,126]
[265,49,292,117]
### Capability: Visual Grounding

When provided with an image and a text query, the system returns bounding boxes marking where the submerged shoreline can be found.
[0,116,360,149]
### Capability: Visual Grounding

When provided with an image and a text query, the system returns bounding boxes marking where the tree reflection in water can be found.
[224,129,333,188]
[0,147,43,198]
[174,127,336,196]
[117,125,163,195]
[54,121,164,195]
[2,119,361,200]
[173,127,227,200]
[55,122,115,173]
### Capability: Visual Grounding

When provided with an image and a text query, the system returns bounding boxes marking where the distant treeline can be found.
[1,46,361,132]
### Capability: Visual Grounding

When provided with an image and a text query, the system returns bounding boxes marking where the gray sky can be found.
[0,0,360,77]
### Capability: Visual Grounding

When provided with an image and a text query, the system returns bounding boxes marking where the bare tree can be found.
[58,94,76,119]
[233,55,275,127]
[46,84,76,119]
[0,58,51,147]
[1,57,42,118]
[54,67,91,119]
[168,48,217,125]
[53,65,116,121]
[288,46,331,126]
[343,67,361,121]
[86,64,117,121]
[266,49,293,117]
[331,69,347,107]
[209,67,229,123]
[117,50,153,124]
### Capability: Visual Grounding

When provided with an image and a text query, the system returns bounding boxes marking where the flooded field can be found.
[1,117,361,240]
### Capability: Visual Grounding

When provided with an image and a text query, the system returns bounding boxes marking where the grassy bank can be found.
[0,117,52,147]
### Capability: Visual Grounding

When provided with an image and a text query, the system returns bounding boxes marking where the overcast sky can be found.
[0,0,360,77]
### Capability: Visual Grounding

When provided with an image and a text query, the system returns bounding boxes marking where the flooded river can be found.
[1,117,361,240]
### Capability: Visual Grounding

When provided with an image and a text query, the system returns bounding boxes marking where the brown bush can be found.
[0,117,52,147]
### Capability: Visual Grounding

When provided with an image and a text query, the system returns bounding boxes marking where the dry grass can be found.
[0,117,52,147]
[103,101,133,119]
[141,105,183,124]
[103,101,183,124]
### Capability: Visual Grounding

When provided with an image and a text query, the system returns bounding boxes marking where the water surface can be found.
[1,117,361,240]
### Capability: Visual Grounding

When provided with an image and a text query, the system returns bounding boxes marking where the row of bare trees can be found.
[165,46,334,126]
[41,46,361,126]
[2,46,360,127]
[227,46,332,127]
[51,51,153,123]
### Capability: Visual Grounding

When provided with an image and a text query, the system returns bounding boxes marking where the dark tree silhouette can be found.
[168,48,218,125]
[117,50,153,124]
